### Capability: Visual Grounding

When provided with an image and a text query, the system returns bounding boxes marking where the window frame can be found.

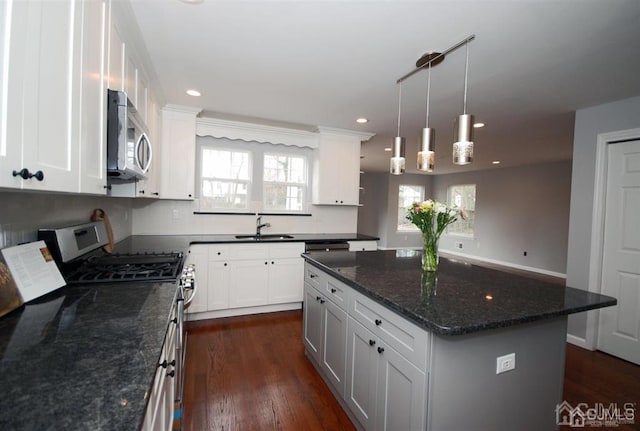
[397,184,425,232]
[262,151,308,213]
[446,183,476,237]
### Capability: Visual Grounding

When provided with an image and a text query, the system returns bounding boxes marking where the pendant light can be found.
[417,61,435,172]
[390,82,406,175]
[452,41,474,165]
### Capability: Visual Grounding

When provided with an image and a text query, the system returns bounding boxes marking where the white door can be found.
[597,139,640,365]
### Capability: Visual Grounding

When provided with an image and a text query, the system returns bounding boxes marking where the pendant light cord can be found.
[463,41,469,114]
[397,82,402,136]
[425,63,431,127]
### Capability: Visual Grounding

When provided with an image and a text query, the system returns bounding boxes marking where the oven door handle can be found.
[184,277,197,309]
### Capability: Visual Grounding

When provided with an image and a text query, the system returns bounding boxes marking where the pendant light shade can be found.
[453,113,474,165]
[417,127,435,172]
[390,136,406,175]
[453,41,474,165]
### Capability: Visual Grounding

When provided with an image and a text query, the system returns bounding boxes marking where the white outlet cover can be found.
[496,353,516,374]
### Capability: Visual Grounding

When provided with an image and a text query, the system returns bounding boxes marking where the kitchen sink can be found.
[235,234,295,240]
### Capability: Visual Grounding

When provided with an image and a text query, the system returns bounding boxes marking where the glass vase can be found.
[421,233,439,272]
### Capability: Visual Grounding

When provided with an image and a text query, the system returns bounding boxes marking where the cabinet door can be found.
[312,136,361,205]
[303,283,323,364]
[345,317,378,430]
[185,246,208,314]
[159,107,199,200]
[376,343,426,431]
[79,0,108,194]
[208,261,230,310]
[321,298,348,397]
[268,258,304,304]
[20,0,81,192]
[0,0,24,189]
[229,260,269,308]
[107,14,125,91]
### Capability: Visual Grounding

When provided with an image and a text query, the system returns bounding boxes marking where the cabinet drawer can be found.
[208,244,231,261]
[325,276,350,311]
[347,240,378,251]
[350,289,429,369]
[305,263,325,290]
[269,242,305,258]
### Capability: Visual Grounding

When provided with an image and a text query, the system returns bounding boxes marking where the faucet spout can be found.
[256,216,271,237]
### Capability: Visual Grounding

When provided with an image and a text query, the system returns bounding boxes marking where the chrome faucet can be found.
[256,215,271,238]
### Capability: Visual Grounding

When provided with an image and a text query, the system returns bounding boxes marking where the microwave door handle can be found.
[134,133,152,173]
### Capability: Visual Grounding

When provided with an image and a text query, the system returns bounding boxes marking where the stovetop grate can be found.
[64,252,184,284]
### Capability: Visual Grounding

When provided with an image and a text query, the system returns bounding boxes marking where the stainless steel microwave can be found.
[106,89,152,180]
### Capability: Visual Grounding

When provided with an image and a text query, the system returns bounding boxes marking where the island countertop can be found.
[302,250,616,335]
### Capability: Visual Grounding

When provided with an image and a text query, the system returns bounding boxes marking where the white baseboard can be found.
[186,302,301,321]
[566,333,593,350]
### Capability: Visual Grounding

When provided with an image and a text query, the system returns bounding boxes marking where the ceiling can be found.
[130,0,640,175]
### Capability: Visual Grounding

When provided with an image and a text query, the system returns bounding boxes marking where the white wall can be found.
[361,161,572,275]
[433,161,572,275]
[0,191,132,248]
[566,95,640,341]
[130,198,358,235]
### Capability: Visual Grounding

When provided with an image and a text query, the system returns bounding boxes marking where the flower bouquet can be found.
[406,200,463,272]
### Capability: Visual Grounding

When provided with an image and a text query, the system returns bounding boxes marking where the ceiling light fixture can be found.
[384,147,392,152]
[492,160,501,165]
[186,89,201,97]
[453,41,474,165]
[356,118,368,124]
[417,57,439,172]
[390,82,406,175]
[393,35,476,175]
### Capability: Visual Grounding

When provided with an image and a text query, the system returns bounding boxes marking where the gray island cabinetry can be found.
[302,250,616,431]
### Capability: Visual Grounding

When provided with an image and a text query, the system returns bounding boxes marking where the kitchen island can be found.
[302,250,616,431]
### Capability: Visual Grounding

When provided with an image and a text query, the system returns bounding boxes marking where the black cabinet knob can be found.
[139,190,145,194]
[377,347,384,354]
[271,261,274,264]
[158,359,176,369]
[369,339,376,346]
[152,192,159,196]
[320,299,325,304]
[217,252,221,255]
[309,273,316,278]
[224,263,227,267]
[375,319,382,326]
[316,296,321,301]
[31,170,44,181]
[330,288,337,293]
[12,168,30,179]
[188,194,192,198]
[166,370,175,378]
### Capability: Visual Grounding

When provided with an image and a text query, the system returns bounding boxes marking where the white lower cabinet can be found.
[143,304,177,431]
[187,242,304,319]
[304,263,428,431]
[303,282,348,397]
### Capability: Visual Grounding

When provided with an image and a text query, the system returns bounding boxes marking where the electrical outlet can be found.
[523,251,527,256]
[455,241,463,249]
[496,353,516,374]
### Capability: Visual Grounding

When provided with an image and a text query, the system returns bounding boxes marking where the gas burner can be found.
[65,252,184,284]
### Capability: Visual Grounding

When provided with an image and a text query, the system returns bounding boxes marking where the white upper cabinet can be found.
[1,0,115,194]
[107,16,125,92]
[79,0,109,194]
[1,0,80,192]
[160,105,201,200]
[312,128,373,206]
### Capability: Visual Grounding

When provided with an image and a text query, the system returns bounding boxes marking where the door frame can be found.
[583,127,640,349]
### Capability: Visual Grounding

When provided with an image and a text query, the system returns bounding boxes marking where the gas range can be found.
[64,251,185,284]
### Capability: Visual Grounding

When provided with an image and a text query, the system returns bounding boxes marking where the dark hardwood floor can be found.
[184,311,640,431]
[183,311,356,431]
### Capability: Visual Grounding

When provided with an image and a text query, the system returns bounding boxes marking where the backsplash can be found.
[0,191,133,249]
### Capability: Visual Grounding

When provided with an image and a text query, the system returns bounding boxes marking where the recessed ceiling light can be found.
[492,160,501,165]
[186,89,201,97]
[384,147,392,152]
[356,118,368,124]
[180,0,204,4]
[473,122,485,128]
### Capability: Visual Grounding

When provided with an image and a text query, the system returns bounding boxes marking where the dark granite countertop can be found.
[303,250,617,336]
[0,281,177,430]
[109,233,378,254]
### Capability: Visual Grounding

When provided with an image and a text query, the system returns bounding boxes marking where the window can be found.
[397,184,424,231]
[199,148,251,210]
[263,153,307,211]
[447,184,476,236]
[197,137,311,213]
